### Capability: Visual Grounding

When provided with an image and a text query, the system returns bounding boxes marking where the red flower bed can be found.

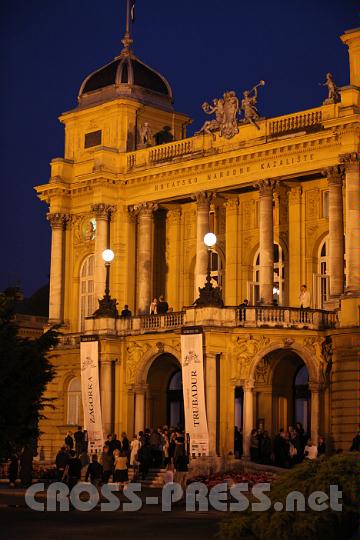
[189,471,277,489]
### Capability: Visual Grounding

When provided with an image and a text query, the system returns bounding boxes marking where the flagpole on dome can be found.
[121,0,135,54]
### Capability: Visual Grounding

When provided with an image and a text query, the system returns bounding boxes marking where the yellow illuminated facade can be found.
[36,28,359,460]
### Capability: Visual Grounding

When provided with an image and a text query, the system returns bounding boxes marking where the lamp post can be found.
[193,232,224,308]
[204,232,217,285]
[94,249,119,317]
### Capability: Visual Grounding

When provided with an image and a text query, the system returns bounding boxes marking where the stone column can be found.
[224,198,239,305]
[205,353,217,455]
[165,208,182,311]
[340,153,360,295]
[100,359,114,435]
[309,381,321,444]
[323,166,345,297]
[134,386,146,434]
[47,213,69,323]
[193,192,213,297]
[242,381,254,458]
[288,186,302,306]
[136,202,158,314]
[256,179,276,304]
[340,28,360,88]
[92,204,114,305]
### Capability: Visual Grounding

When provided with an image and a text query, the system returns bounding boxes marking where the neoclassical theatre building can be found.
[36,27,359,460]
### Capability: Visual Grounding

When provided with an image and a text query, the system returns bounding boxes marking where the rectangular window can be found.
[84,130,102,148]
[322,191,329,218]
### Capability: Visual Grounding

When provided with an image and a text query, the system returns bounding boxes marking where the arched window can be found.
[312,236,329,309]
[209,250,224,290]
[294,365,310,433]
[251,243,285,305]
[79,255,95,331]
[67,377,82,426]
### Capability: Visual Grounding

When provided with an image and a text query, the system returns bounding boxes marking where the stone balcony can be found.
[57,306,337,348]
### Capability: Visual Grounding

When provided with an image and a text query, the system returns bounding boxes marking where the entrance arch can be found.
[146,353,183,429]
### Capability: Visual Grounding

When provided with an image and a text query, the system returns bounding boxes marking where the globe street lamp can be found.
[193,232,224,308]
[94,249,118,317]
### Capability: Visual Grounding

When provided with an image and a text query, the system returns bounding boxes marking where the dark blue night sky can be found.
[0,0,357,296]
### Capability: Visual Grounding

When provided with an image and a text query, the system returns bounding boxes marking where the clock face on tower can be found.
[82,218,96,241]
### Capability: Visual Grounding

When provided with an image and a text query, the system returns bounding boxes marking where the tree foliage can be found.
[219,452,359,540]
[0,288,58,458]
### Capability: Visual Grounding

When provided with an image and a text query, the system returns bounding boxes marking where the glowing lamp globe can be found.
[204,232,217,248]
[102,249,115,263]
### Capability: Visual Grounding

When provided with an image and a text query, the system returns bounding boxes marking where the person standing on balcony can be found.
[299,284,311,308]
[149,298,158,315]
[157,295,169,314]
[121,305,132,317]
[299,284,311,323]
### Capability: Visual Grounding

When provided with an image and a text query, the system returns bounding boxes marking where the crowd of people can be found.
[53,426,189,491]
[235,423,329,468]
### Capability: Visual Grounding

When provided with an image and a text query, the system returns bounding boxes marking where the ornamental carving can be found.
[195,81,265,138]
[224,198,239,211]
[47,213,70,229]
[167,208,181,226]
[192,191,214,207]
[287,186,302,205]
[255,178,277,197]
[339,152,359,173]
[305,189,320,221]
[229,334,271,380]
[303,335,333,384]
[91,203,116,220]
[196,91,239,139]
[72,215,97,244]
[322,165,344,186]
[254,356,271,383]
[126,342,151,384]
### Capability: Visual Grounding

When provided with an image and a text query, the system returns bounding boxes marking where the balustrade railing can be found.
[269,110,322,136]
[139,311,185,330]
[149,140,193,162]
[236,306,337,329]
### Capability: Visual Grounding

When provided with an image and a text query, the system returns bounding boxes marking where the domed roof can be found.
[78,49,174,111]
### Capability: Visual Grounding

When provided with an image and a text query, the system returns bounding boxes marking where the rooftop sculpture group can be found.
[196,73,341,140]
[196,80,265,139]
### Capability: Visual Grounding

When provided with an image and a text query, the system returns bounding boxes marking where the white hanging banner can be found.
[180,328,209,456]
[80,336,104,454]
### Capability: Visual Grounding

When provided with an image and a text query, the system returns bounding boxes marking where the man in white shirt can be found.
[304,440,318,460]
[299,284,311,309]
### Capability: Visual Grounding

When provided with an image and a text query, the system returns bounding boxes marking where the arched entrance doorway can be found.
[252,350,311,436]
[146,354,184,429]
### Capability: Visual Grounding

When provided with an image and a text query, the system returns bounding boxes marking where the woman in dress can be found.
[113,449,129,489]
[149,298,158,315]
[130,434,140,467]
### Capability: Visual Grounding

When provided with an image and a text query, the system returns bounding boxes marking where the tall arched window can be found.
[79,255,95,331]
[67,377,82,426]
[313,237,329,309]
[251,243,285,305]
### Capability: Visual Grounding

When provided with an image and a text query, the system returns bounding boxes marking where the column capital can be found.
[224,197,239,210]
[192,191,214,207]
[308,380,322,393]
[167,208,182,225]
[322,165,344,185]
[339,152,359,173]
[255,178,278,197]
[134,384,148,394]
[47,212,70,229]
[243,380,255,392]
[91,203,116,220]
[134,201,158,218]
[287,185,302,204]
